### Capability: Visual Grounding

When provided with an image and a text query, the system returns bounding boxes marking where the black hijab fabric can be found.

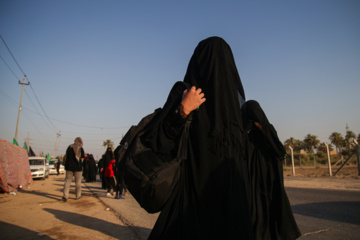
[148,37,300,239]
[242,100,301,239]
[149,37,252,239]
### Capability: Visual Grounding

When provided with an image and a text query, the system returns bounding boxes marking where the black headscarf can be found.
[103,147,113,169]
[184,36,245,149]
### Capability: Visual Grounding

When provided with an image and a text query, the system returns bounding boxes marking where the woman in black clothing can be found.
[147,37,300,239]
[100,147,113,189]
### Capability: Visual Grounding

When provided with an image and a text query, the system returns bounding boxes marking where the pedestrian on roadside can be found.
[100,147,113,189]
[88,154,97,182]
[62,137,85,202]
[147,37,301,239]
[98,155,104,183]
[105,157,116,197]
[114,162,126,199]
[56,158,61,175]
[82,153,90,182]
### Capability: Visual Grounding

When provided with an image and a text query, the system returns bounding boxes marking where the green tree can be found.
[103,139,114,150]
[329,132,344,156]
[284,137,296,152]
[318,142,333,154]
[303,134,320,154]
[284,138,303,153]
[344,125,356,155]
[303,134,320,165]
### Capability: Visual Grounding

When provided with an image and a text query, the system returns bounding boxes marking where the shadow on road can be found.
[44,208,150,239]
[20,187,96,201]
[292,201,360,226]
[0,221,54,239]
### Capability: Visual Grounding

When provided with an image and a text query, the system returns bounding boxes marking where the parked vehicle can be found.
[29,156,49,179]
[49,159,65,175]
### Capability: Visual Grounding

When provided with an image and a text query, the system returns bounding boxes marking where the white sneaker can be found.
[106,193,112,197]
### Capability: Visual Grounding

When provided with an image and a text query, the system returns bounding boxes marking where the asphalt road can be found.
[286,187,360,240]
[84,178,360,239]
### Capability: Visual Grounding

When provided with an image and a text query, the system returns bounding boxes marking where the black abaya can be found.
[147,37,300,240]
[242,100,301,239]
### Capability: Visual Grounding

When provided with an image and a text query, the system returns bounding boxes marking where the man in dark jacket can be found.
[62,137,85,201]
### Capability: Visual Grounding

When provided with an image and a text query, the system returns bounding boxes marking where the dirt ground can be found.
[283,165,359,179]
[0,175,137,240]
[0,166,359,240]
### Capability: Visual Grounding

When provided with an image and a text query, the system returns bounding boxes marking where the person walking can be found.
[100,147,113,189]
[62,137,85,202]
[56,158,61,175]
[146,37,300,239]
[88,154,97,182]
[82,154,90,182]
[104,157,116,197]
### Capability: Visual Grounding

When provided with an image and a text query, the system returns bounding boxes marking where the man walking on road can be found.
[62,137,85,201]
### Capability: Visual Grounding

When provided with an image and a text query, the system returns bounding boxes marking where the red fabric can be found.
[105,159,115,177]
[0,139,33,192]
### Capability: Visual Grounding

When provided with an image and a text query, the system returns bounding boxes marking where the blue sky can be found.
[1,1,359,159]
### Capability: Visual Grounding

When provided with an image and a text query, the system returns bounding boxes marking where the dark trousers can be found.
[106,176,116,193]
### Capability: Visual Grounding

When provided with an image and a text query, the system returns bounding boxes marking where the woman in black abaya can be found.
[147,36,300,239]
[101,147,113,189]
[242,100,301,239]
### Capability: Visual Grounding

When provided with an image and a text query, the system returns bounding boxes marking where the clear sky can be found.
[1,1,359,160]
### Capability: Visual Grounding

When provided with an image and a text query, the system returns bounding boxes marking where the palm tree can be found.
[345,129,356,154]
[284,138,304,153]
[318,142,333,154]
[304,134,320,165]
[103,139,114,150]
[303,134,320,154]
[329,132,344,156]
[284,137,296,152]
[284,138,304,166]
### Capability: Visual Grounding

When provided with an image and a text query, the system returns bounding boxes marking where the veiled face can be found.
[184,36,245,102]
[183,36,246,138]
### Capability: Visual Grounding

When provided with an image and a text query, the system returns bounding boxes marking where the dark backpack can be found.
[114,81,191,213]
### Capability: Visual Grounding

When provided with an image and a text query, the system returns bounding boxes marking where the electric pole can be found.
[15,75,30,142]
[51,131,61,158]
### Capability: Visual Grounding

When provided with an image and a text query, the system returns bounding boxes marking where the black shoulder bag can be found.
[115,82,191,213]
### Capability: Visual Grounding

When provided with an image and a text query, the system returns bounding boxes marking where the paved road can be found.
[286,187,360,240]
[84,177,360,239]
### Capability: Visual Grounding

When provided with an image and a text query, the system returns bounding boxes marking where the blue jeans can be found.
[63,171,82,199]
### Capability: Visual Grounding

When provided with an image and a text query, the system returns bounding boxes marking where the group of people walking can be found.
[61,139,126,202]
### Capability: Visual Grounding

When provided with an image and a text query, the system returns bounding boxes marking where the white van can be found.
[29,156,50,179]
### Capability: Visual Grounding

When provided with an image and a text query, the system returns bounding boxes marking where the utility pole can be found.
[51,131,61,158]
[15,75,29,142]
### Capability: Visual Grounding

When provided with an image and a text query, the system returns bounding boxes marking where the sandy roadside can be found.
[284,176,360,191]
[0,175,138,240]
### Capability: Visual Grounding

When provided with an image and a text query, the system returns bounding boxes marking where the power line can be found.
[24,88,53,129]
[0,34,25,76]
[0,89,18,105]
[28,82,58,130]
[0,53,20,81]
[0,34,58,131]
[1,90,130,131]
